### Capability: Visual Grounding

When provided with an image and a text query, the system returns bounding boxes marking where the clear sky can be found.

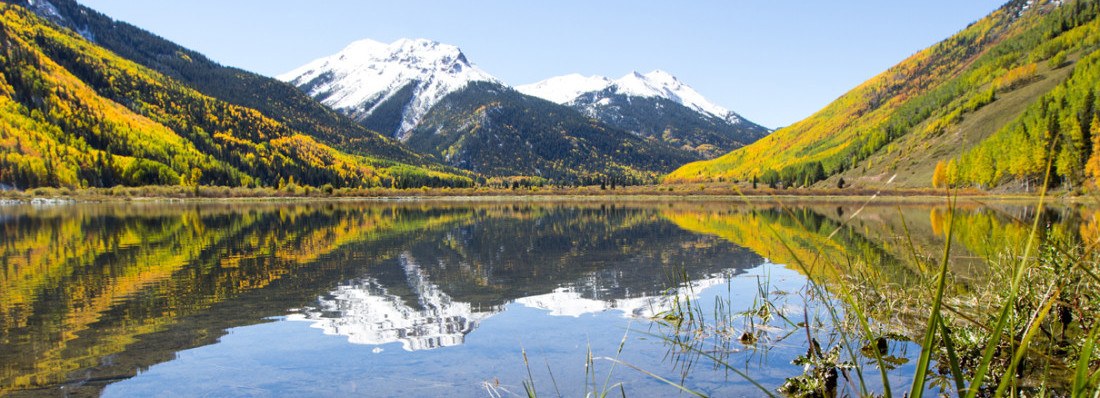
[79,0,1005,129]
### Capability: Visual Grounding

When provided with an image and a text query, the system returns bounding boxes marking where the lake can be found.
[0,199,1089,397]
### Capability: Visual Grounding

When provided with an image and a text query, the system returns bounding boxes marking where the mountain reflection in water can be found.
[289,249,738,352]
[289,253,494,351]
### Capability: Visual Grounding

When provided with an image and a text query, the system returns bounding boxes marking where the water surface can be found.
[0,200,1085,396]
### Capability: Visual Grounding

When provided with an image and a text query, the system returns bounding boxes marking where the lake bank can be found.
[0,184,1082,205]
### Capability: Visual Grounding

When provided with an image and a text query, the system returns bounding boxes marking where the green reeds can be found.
[910,193,957,398]
[957,146,1053,398]
[1073,325,1100,397]
[654,160,1097,396]
[516,330,633,398]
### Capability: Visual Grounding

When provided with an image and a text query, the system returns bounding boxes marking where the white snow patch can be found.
[516,74,612,104]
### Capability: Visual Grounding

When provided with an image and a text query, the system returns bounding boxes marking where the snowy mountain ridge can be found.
[518,70,741,122]
[513,73,612,104]
[278,38,498,140]
[279,37,754,138]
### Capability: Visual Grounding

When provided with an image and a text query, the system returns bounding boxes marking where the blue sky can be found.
[80,0,1005,128]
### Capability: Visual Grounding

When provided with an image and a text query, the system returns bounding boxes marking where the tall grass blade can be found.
[522,347,538,398]
[964,143,1054,398]
[586,343,595,396]
[994,286,1061,397]
[964,295,1017,398]
[600,327,631,396]
[602,357,710,398]
[896,206,928,273]
[544,359,563,398]
[835,285,892,398]
[1073,323,1100,397]
[937,316,966,396]
[910,192,957,398]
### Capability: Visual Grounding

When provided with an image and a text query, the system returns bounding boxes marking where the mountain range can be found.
[279,38,768,182]
[0,0,767,187]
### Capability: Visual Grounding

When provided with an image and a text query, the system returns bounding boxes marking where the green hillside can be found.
[2,0,431,167]
[667,0,1100,191]
[0,4,470,189]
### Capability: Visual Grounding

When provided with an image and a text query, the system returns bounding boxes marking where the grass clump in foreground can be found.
[504,183,1099,396]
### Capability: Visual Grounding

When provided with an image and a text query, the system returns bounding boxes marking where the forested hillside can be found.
[570,91,770,158]
[667,0,1100,191]
[408,82,699,184]
[1,0,431,166]
[950,45,1100,190]
[0,4,471,189]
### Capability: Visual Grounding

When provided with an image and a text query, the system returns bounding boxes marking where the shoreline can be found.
[0,188,1083,206]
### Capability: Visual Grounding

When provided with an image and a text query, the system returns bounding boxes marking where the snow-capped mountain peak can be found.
[279,38,498,139]
[515,74,612,104]
[518,70,736,121]
[611,70,732,120]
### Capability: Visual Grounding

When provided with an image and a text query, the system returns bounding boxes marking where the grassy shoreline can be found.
[0,184,1080,205]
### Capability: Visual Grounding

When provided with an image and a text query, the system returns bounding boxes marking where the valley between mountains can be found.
[1,0,1099,195]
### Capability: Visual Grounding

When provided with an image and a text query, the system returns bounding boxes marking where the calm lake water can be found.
[0,199,1089,397]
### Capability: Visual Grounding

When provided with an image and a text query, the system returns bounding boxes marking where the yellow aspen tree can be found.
[1086,115,1100,189]
[945,158,959,188]
[932,160,948,188]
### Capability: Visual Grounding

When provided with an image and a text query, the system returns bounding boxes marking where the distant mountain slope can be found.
[2,0,429,166]
[519,71,770,158]
[279,38,498,141]
[406,82,698,183]
[0,4,470,189]
[667,0,1100,191]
